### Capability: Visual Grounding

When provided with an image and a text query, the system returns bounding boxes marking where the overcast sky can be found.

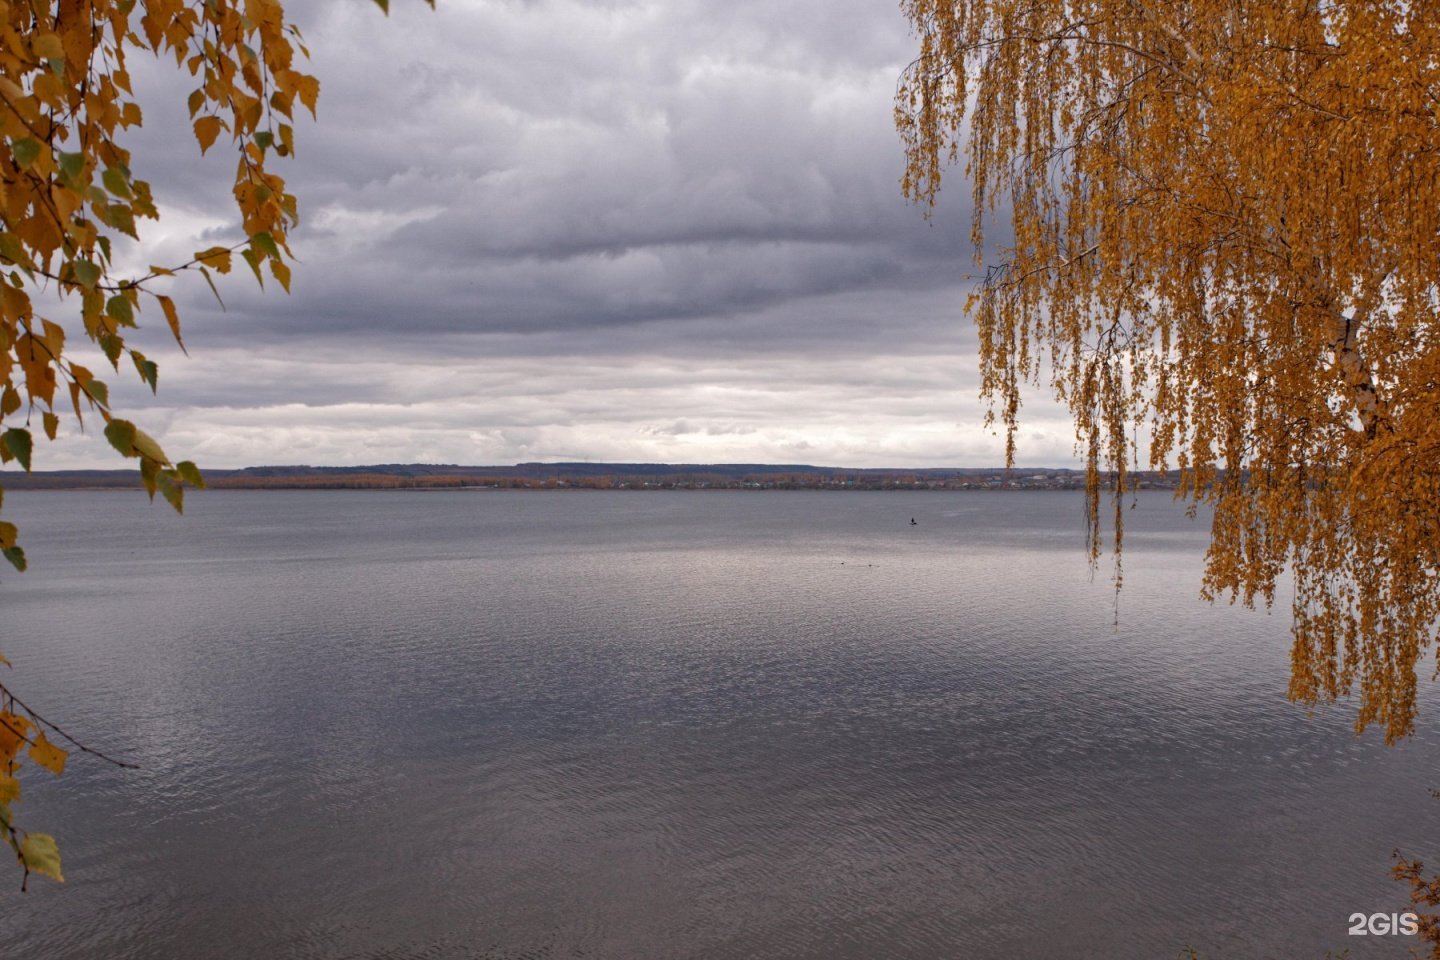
[33,0,1079,471]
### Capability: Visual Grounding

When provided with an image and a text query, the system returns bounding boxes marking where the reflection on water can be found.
[0,490,1435,959]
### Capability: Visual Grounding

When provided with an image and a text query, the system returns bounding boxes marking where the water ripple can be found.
[0,491,1434,959]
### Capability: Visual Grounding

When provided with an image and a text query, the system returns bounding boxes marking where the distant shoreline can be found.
[0,462,1181,492]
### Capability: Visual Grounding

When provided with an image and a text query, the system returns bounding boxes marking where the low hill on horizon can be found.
[0,462,1184,491]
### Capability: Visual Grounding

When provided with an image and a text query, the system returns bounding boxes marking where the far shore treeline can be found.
[0,463,1182,492]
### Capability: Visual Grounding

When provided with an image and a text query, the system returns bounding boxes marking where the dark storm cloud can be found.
[117,0,976,334]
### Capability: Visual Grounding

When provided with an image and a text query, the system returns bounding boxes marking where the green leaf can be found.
[102,166,133,199]
[176,460,206,488]
[11,138,39,170]
[103,419,137,458]
[139,455,159,496]
[240,246,264,286]
[197,265,225,310]
[32,32,64,59]
[103,203,137,239]
[158,474,184,513]
[2,546,25,572]
[250,231,281,261]
[132,428,168,465]
[132,355,158,393]
[1,428,32,471]
[254,130,274,151]
[98,333,123,367]
[19,833,62,883]
[58,151,85,184]
[71,259,101,290]
[107,295,135,327]
[87,378,109,408]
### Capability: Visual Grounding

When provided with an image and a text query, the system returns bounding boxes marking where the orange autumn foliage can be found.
[897,1,1440,743]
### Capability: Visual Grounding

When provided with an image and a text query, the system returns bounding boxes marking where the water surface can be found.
[0,490,1435,959]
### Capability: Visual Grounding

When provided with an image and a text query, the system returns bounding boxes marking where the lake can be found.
[0,489,1435,958]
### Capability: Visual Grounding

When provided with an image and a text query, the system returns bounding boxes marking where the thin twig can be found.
[0,684,138,769]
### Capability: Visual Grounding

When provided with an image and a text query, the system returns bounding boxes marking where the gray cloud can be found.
[30,0,1072,471]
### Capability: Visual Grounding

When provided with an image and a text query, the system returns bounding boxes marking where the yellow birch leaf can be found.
[28,732,67,776]
[68,380,84,425]
[193,115,223,154]
[33,72,63,105]
[20,833,63,883]
[0,773,18,805]
[157,294,185,351]
[294,73,319,117]
[0,712,31,759]
[195,246,232,273]
[40,318,64,355]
